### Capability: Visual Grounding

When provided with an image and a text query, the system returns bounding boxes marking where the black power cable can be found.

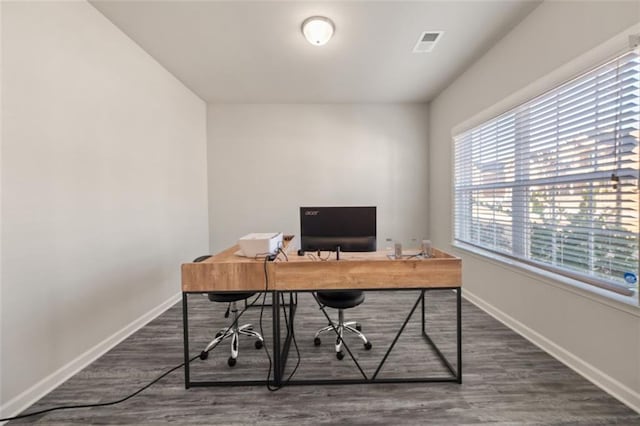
[0,249,301,421]
[279,292,301,384]
[0,275,266,422]
[0,353,200,422]
[258,250,301,391]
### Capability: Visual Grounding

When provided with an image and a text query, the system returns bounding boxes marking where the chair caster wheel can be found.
[336,351,345,360]
[199,351,208,360]
[364,342,372,350]
[314,337,321,346]
[355,324,362,331]
[255,340,263,349]
[228,357,237,367]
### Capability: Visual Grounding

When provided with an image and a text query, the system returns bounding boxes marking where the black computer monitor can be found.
[299,206,376,252]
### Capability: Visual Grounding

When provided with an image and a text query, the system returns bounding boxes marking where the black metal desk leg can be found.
[289,292,296,326]
[279,292,297,378]
[182,293,190,389]
[457,288,462,384]
[272,291,281,386]
[421,289,426,334]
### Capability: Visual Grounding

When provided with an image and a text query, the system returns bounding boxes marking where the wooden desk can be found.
[272,248,460,291]
[181,238,462,388]
[181,238,461,292]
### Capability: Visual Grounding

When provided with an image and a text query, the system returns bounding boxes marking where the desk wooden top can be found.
[181,237,461,292]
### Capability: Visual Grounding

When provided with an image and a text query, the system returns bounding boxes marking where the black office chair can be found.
[193,255,264,367]
[314,290,372,360]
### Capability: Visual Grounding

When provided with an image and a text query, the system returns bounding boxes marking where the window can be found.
[454,49,640,301]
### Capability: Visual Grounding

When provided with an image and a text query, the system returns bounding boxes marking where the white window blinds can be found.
[454,49,640,297]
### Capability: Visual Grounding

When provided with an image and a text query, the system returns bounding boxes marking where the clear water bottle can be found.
[384,238,394,256]
[422,240,432,258]
[394,242,402,258]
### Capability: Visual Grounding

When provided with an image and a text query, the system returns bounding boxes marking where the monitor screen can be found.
[299,206,376,252]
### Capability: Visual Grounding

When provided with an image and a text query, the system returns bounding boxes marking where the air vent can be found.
[413,31,443,53]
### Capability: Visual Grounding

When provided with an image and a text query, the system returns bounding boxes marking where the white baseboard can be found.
[463,289,640,414]
[0,292,182,421]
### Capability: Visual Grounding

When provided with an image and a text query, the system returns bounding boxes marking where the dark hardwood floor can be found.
[8,290,639,425]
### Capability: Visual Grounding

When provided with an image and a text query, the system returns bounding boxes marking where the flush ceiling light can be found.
[302,16,334,46]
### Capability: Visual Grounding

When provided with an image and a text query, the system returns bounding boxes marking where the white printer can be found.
[237,232,283,257]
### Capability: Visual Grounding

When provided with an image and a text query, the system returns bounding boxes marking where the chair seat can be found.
[317,290,364,309]
[208,292,256,303]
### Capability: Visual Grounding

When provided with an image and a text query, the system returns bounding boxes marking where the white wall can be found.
[429,1,640,412]
[1,0,208,413]
[207,104,429,253]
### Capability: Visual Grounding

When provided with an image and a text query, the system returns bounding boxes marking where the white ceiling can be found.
[91,1,540,103]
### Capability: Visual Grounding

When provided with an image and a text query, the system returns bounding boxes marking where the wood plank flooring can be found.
[8,290,639,425]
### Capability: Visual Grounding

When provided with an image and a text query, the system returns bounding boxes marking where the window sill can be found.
[452,241,640,317]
